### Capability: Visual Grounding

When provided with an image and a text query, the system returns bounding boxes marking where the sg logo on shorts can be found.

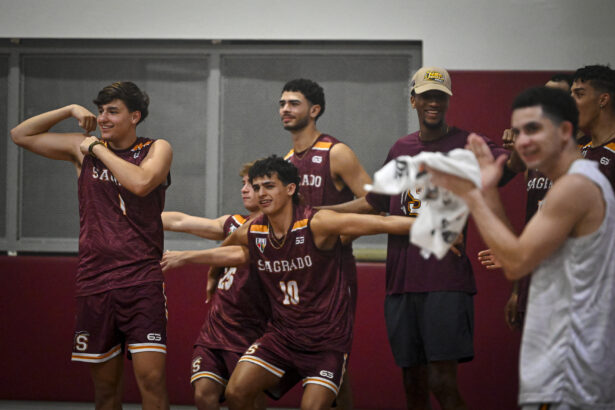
[147,333,162,342]
[192,356,202,373]
[74,331,90,352]
[245,343,259,355]
[319,370,334,379]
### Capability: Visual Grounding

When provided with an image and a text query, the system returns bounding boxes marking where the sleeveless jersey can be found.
[284,134,354,206]
[519,159,615,407]
[76,137,170,296]
[195,215,270,352]
[247,205,353,353]
[581,140,615,191]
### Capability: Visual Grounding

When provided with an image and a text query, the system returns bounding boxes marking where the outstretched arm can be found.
[162,211,229,240]
[319,196,377,214]
[10,104,96,167]
[161,245,249,272]
[84,137,173,197]
[311,209,413,250]
[330,143,373,198]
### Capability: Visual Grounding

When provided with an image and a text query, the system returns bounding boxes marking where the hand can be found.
[477,248,502,269]
[206,266,223,303]
[425,164,477,199]
[501,128,518,151]
[79,136,103,156]
[71,105,97,133]
[160,250,186,272]
[504,292,522,330]
[450,232,464,257]
[465,133,508,191]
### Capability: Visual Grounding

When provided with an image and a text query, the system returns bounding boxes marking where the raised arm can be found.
[162,211,229,240]
[330,143,372,197]
[84,137,173,197]
[10,104,96,167]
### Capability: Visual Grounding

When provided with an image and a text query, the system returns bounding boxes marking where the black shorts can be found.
[384,291,474,367]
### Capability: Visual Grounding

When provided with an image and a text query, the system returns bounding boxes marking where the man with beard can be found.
[279,78,372,409]
[325,66,513,410]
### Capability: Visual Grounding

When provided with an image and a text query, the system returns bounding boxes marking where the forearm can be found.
[320,197,376,214]
[11,105,74,142]
[161,212,225,240]
[166,246,248,269]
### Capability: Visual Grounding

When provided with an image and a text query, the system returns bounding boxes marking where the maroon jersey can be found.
[581,141,615,191]
[284,134,358,311]
[195,214,270,352]
[76,137,170,296]
[247,205,352,352]
[284,134,354,206]
[366,127,509,295]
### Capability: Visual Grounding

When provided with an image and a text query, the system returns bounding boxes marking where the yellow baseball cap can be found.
[411,67,452,96]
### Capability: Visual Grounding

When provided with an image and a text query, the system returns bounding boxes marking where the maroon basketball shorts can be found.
[238,331,349,396]
[190,345,242,387]
[71,282,168,363]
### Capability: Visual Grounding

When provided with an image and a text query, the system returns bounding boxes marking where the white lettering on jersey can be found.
[257,255,313,273]
[601,157,610,166]
[295,236,305,245]
[92,166,121,186]
[312,156,323,164]
[301,174,322,187]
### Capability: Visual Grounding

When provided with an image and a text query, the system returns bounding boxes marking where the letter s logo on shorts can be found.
[319,370,334,379]
[74,331,89,352]
[147,333,162,342]
[192,356,202,373]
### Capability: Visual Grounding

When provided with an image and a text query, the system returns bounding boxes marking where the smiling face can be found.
[279,91,319,132]
[97,99,140,142]
[512,105,568,171]
[411,90,450,131]
[251,173,296,216]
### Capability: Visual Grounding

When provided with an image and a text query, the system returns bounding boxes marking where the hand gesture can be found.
[71,105,97,133]
[160,250,186,272]
[79,135,103,156]
[477,248,502,269]
[465,133,508,191]
[501,128,518,151]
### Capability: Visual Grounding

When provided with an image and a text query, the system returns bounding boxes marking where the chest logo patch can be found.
[312,156,323,164]
[256,237,267,253]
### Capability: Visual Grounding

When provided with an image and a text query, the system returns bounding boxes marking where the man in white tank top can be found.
[427,86,615,409]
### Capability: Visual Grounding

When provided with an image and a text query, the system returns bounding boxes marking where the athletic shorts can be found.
[190,345,241,387]
[71,282,167,363]
[238,331,348,397]
[385,291,474,367]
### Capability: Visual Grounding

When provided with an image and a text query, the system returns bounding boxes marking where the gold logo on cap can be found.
[424,71,445,83]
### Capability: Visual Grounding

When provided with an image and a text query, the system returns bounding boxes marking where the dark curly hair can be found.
[512,86,579,138]
[93,81,150,124]
[282,78,325,121]
[572,65,615,100]
[249,155,301,204]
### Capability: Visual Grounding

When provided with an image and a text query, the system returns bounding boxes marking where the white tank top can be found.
[519,159,615,407]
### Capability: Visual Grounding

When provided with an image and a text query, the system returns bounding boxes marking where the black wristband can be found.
[88,141,103,158]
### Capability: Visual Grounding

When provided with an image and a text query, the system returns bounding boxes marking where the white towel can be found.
[365,149,481,259]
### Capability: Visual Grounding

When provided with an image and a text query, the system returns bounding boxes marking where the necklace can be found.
[293,133,321,160]
[268,221,287,249]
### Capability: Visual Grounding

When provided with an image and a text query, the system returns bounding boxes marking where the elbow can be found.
[10,127,26,146]
[502,261,530,281]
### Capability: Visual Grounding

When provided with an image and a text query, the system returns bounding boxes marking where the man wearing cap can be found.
[326,67,511,409]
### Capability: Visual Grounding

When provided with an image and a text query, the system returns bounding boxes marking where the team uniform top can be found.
[247,205,353,353]
[581,140,615,190]
[519,159,615,407]
[284,134,354,206]
[76,137,170,296]
[366,127,508,295]
[195,214,270,353]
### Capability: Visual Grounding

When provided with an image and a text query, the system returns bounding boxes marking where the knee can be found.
[193,385,220,410]
[224,382,252,408]
[428,367,457,395]
[136,367,166,393]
